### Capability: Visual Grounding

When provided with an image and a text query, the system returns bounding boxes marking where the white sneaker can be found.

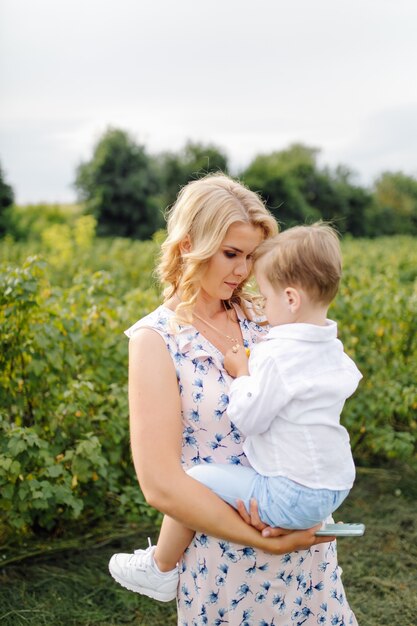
[108,540,179,602]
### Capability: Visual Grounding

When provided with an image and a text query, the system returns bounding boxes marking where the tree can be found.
[241,144,371,235]
[74,128,162,239]
[156,141,229,208]
[0,161,15,235]
[304,165,372,236]
[241,144,324,227]
[368,171,417,236]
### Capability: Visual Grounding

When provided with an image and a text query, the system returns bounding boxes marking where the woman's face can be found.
[199,222,264,301]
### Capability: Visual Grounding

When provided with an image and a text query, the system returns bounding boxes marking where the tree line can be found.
[2,127,417,239]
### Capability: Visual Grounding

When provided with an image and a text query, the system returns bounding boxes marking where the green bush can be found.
[334,237,417,465]
[3,203,82,241]
[0,252,160,541]
[0,231,416,543]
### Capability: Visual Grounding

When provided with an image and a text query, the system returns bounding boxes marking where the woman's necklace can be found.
[193,304,240,346]
[193,304,250,356]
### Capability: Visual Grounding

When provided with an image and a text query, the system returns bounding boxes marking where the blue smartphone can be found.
[315,523,365,537]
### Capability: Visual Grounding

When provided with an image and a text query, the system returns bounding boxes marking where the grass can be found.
[0,526,177,626]
[333,466,417,626]
[0,467,416,626]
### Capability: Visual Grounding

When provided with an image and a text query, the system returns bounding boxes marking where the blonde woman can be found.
[109,174,358,625]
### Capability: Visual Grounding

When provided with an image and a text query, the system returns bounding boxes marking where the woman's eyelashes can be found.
[223,250,254,261]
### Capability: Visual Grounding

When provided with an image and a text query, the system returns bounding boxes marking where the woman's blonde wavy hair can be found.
[156,173,278,326]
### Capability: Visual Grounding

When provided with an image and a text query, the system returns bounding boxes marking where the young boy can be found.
[109,222,362,601]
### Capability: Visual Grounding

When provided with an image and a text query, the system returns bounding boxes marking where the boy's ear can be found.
[285,287,301,312]
[179,235,192,254]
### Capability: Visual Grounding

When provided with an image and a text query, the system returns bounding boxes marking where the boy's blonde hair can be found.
[156,173,278,325]
[254,222,342,305]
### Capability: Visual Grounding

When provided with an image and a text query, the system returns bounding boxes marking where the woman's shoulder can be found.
[125,305,201,359]
[124,305,174,339]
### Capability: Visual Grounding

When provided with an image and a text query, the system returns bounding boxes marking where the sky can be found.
[1,0,416,204]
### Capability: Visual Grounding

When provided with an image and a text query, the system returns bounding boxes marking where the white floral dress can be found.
[126,305,358,626]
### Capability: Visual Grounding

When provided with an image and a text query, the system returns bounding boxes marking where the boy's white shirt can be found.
[228,320,362,491]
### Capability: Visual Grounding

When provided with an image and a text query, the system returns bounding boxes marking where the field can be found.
[0,468,416,626]
[1,220,417,624]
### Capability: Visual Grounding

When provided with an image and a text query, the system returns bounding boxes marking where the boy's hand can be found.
[224,345,250,378]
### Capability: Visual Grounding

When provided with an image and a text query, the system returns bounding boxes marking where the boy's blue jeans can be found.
[188,463,349,529]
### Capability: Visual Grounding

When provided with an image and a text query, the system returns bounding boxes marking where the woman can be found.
[112,174,358,625]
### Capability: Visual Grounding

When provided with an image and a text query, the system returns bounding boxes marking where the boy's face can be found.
[255,269,293,327]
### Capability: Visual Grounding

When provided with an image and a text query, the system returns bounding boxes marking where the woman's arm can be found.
[128,328,332,554]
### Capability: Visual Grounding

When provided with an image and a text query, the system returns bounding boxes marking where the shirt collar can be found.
[265,319,338,342]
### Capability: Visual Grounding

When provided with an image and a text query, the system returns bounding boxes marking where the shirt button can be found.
[247,392,252,397]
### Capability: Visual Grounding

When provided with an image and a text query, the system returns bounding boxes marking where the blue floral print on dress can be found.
[125,305,358,626]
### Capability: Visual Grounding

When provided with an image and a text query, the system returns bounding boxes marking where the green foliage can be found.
[0,243,161,540]
[0,162,15,236]
[334,237,417,465]
[4,136,417,241]
[241,144,319,225]
[302,164,373,237]
[2,202,82,241]
[241,144,372,234]
[1,230,416,544]
[74,127,163,239]
[156,140,229,208]
[368,171,417,236]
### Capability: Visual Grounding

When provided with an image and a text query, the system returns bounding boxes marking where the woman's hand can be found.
[236,498,291,537]
[236,498,336,552]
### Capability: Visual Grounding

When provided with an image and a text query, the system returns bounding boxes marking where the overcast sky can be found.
[1,0,416,203]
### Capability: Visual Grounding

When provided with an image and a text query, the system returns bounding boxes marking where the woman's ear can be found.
[285,287,301,313]
[179,235,192,254]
